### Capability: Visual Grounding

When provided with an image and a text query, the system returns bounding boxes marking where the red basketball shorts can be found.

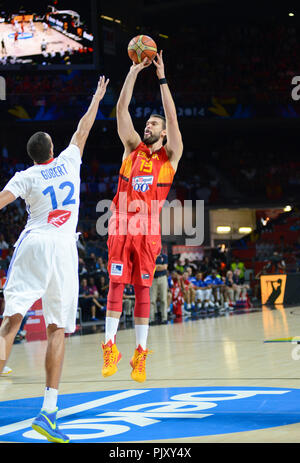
[107,214,161,287]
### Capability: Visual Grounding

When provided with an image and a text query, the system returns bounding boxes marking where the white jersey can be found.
[4,144,81,238]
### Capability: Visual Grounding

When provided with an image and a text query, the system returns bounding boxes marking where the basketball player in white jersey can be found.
[0,75,109,443]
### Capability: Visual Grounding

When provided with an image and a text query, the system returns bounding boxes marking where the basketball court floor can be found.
[0,22,80,58]
[1,304,300,443]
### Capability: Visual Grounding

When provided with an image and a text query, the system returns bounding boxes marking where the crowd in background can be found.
[2,21,299,102]
[0,18,300,324]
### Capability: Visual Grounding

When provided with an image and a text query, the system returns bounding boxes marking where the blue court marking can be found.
[8,32,33,40]
[0,386,300,443]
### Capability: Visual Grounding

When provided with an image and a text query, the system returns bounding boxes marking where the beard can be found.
[143,132,160,146]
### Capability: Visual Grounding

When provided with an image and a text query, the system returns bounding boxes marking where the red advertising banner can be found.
[24,300,47,341]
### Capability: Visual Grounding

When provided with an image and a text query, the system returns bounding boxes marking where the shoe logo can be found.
[41,414,56,431]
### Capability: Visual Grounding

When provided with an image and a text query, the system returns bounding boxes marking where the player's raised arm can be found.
[153,51,183,171]
[0,190,16,210]
[117,59,151,160]
[70,75,109,157]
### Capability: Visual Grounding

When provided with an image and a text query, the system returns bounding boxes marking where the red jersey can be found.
[112,142,175,213]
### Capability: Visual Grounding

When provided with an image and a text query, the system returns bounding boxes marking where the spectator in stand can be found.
[150,252,169,325]
[252,267,267,302]
[264,251,286,274]
[78,257,88,277]
[181,271,195,311]
[233,268,249,302]
[199,255,212,275]
[97,275,109,306]
[95,257,108,278]
[174,259,185,274]
[79,278,104,322]
[86,253,98,275]
[230,257,246,283]
[204,269,225,309]
[193,272,214,311]
[123,284,135,318]
[224,270,241,309]
[170,271,184,319]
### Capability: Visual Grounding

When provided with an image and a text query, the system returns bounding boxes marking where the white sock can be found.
[42,387,58,413]
[105,317,120,344]
[135,324,149,351]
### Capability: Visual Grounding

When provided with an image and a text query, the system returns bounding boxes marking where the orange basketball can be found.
[127,35,157,64]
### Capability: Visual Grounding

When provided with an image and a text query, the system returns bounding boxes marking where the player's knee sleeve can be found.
[134,285,150,318]
[107,282,124,313]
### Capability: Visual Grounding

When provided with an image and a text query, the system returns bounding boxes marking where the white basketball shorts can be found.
[3,230,79,333]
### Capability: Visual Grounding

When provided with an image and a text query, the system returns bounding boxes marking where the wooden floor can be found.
[1,305,300,443]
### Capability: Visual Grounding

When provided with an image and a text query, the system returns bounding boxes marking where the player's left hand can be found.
[153,50,165,79]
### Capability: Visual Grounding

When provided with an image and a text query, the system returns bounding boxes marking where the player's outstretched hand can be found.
[130,57,152,74]
[153,50,165,79]
[95,75,110,100]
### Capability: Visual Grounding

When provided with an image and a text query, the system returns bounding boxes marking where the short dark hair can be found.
[27,132,52,164]
[150,113,166,129]
[150,114,167,144]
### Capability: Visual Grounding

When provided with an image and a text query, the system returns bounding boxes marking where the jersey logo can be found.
[47,210,71,228]
[111,263,123,276]
[132,175,154,192]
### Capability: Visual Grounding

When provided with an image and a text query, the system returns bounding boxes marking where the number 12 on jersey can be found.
[42,181,76,210]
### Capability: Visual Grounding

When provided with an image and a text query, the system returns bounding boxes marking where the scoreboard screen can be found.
[0,1,97,69]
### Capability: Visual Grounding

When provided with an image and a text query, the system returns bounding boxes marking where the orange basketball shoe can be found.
[101,340,122,377]
[130,345,152,383]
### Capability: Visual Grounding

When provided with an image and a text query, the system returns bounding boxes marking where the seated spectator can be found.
[264,251,286,274]
[230,257,246,283]
[123,284,135,318]
[79,277,104,322]
[198,255,212,275]
[174,259,184,274]
[192,272,214,310]
[233,269,249,301]
[224,270,242,308]
[181,271,196,310]
[95,257,108,278]
[78,257,88,276]
[170,271,184,319]
[97,275,109,305]
[85,253,98,275]
[204,269,225,308]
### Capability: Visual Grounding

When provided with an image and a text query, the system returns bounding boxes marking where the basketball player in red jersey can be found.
[101,50,183,382]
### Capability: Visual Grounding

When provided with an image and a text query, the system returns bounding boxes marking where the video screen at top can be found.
[0,1,95,69]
